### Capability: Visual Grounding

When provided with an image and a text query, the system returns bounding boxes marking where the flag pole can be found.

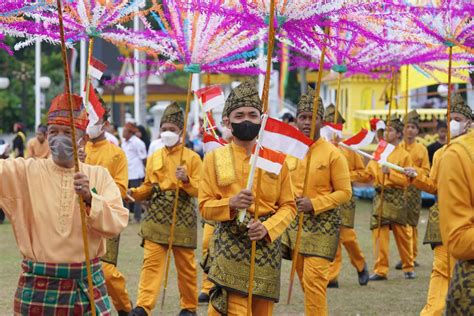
[56,1,97,315]
[246,0,276,313]
[287,26,329,305]
[161,73,194,309]
[84,37,95,116]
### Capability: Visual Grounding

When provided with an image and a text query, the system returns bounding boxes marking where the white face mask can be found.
[161,131,180,147]
[449,120,466,138]
[86,123,104,140]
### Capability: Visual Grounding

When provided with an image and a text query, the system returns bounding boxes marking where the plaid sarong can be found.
[14,258,111,316]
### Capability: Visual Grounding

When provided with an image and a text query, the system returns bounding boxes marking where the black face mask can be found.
[231,121,261,141]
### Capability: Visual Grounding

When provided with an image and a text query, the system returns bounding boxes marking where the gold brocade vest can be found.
[100,236,120,266]
[337,196,356,228]
[208,213,282,311]
[370,187,407,229]
[282,210,341,261]
[139,185,197,249]
[423,202,442,246]
[406,185,422,227]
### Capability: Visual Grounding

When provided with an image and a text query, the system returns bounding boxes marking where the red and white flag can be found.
[195,85,225,112]
[253,146,286,175]
[321,122,343,141]
[373,140,395,163]
[342,129,376,149]
[370,118,386,131]
[203,132,227,153]
[260,117,314,160]
[88,57,107,80]
[84,83,105,126]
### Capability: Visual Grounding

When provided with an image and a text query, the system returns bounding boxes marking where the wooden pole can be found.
[56,1,96,315]
[247,0,276,313]
[334,71,343,125]
[375,66,396,255]
[446,45,453,284]
[161,73,194,309]
[84,37,95,113]
[287,27,329,305]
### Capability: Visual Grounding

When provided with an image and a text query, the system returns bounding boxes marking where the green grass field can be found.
[0,200,432,315]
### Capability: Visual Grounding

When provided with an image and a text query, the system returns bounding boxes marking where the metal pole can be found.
[133,11,140,124]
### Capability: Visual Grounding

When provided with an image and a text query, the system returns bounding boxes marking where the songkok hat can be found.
[47,93,88,131]
[451,93,473,120]
[224,80,262,117]
[296,86,324,118]
[161,102,184,129]
[324,104,345,124]
[405,110,420,128]
[386,114,404,133]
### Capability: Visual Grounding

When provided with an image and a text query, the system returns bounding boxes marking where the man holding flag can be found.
[324,105,370,288]
[0,93,129,315]
[84,91,132,316]
[129,103,202,316]
[397,110,430,270]
[199,81,296,315]
[282,89,352,315]
[356,115,415,281]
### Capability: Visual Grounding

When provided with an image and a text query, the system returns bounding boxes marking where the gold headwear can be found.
[405,110,420,128]
[296,86,324,118]
[324,104,345,124]
[224,80,262,117]
[451,93,473,120]
[386,114,404,133]
[161,102,184,129]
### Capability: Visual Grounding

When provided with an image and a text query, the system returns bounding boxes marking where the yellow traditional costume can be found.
[199,81,296,315]
[282,92,352,315]
[400,110,430,265]
[85,136,132,314]
[323,105,368,286]
[1,93,129,315]
[130,103,202,316]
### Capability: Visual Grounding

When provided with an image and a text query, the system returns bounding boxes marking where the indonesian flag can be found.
[321,122,343,141]
[84,83,105,126]
[195,85,225,112]
[260,117,314,160]
[342,129,376,149]
[203,132,227,153]
[373,140,395,163]
[253,146,286,175]
[204,112,218,133]
[88,57,107,80]
[370,118,386,131]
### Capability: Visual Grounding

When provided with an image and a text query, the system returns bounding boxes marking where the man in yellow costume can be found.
[396,110,430,270]
[84,100,132,315]
[356,115,414,281]
[0,93,129,315]
[405,94,472,315]
[282,89,352,315]
[324,104,369,288]
[199,80,296,315]
[129,102,202,316]
[438,128,474,316]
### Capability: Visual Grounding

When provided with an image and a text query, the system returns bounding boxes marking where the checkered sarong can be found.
[14,258,111,315]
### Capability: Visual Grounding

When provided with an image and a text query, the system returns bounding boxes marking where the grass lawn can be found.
[0,200,431,315]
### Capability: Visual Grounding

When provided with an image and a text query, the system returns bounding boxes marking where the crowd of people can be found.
[0,81,472,316]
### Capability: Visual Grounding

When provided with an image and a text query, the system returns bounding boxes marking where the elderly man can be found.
[0,93,129,315]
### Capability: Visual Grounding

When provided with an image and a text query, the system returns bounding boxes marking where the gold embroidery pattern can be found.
[406,185,422,227]
[423,203,442,245]
[214,146,237,186]
[370,188,407,229]
[101,235,121,266]
[446,260,474,316]
[337,196,356,228]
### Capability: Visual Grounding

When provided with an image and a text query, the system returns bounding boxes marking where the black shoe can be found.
[198,292,210,303]
[414,261,420,267]
[178,309,197,316]
[327,280,339,288]
[358,264,370,286]
[118,311,130,316]
[130,306,147,316]
[404,271,416,279]
[395,261,402,270]
[369,274,387,281]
